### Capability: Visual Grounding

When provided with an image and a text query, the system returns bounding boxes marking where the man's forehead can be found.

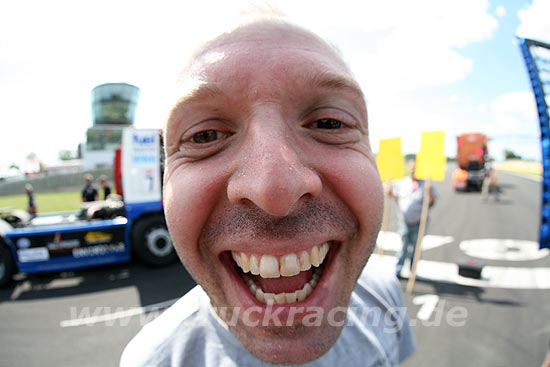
[165,17,366,133]
[182,18,349,80]
[198,18,339,58]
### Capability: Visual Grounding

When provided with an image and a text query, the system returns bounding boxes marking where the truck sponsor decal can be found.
[17,247,50,262]
[16,237,31,249]
[48,239,80,252]
[72,243,125,258]
[132,155,156,164]
[133,134,156,145]
[84,231,113,244]
[10,226,126,262]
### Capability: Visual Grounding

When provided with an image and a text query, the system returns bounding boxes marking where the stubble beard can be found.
[184,198,380,364]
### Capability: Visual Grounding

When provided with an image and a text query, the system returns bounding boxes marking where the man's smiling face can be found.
[163,19,383,365]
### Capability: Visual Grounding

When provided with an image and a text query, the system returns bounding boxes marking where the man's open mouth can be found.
[229,241,335,305]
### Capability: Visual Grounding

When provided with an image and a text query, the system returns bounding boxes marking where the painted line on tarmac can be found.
[460,238,549,261]
[367,253,550,290]
[412,295,440,320]
[60,235,548,328]
[378,232,548,262]
[377,232,454,253]
[59,298,178,327]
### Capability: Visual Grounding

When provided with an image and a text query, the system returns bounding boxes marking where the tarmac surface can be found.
[0,167,548,367]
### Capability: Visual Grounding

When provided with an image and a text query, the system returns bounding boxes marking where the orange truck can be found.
[452,132,496,191]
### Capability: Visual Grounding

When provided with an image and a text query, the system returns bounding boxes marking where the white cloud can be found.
[489,91,538,133]
[285,0,498,96]
[288,0,498,48]
[0,0,504,167]
[496,5,506,18]
[369,102,445,156]
[0,0,247,165]
[368,90,543,161]
[517,0,550,41]
[487,91,541,160]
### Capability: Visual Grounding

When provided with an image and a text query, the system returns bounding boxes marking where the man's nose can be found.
[227,125,322,217]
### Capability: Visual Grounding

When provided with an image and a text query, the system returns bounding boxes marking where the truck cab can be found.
[0,129,177,287]
[452,132,496,191]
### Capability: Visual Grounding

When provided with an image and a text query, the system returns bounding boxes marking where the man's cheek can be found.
[320,154,382,211]
[330,163,383,247]
[164,176,202,249]
[163,168,224,252]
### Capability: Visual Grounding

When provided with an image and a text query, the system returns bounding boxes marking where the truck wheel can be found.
[0,242,15,287]
[131,217,178,266]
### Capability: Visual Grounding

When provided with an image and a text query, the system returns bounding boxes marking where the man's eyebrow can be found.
[166,71,365,131]
[173,82,223,109]
[171,71,365,110]
[166,82,223,131]
[307,71,365,100]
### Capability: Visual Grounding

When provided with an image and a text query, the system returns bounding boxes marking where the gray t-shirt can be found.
[120,267,416,367]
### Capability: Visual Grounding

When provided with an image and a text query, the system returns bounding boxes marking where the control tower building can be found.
[83,83,140,169]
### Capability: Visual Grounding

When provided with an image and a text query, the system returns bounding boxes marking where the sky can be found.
[1,0,549,172]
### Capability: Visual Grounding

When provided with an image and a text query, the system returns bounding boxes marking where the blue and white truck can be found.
[0,129,177,287]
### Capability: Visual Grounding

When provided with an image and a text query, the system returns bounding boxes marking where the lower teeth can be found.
[242,265,324,305]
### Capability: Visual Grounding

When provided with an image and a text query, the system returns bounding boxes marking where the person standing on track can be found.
[386,159,438,277]
[81,174,98,202]
[25,183,37,217]
[98,175,112,200]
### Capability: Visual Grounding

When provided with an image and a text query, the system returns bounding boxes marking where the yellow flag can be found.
[415,131,446,181]
[376,137,404,182]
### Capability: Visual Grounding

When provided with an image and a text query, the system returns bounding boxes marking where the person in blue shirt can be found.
[386,160,438,277]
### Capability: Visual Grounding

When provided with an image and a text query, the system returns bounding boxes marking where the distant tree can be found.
[58,149,76,161]
[9,163,19,170]
[26,152,37,159]
[504,149,522,160]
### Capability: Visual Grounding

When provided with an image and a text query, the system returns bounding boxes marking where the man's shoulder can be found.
[344,266,416,364]
[353,267,404,310]
[121,273,414,367]
[120,286,209,367]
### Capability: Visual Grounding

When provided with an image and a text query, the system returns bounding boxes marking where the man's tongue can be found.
[255,269,313,294]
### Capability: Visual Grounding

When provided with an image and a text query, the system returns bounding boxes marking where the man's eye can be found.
[192,130,220,144]
[314,118,342,129]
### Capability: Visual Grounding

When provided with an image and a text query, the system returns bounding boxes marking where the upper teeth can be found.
[242,266,324,305]
[231,242,330,278]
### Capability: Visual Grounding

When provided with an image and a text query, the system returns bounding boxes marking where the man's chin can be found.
[230,318,345,365]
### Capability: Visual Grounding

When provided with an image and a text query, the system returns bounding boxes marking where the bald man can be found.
[121,16,415,367]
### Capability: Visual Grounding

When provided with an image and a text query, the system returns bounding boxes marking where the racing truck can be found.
[0,129,178,287]
[452,132,497,191]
